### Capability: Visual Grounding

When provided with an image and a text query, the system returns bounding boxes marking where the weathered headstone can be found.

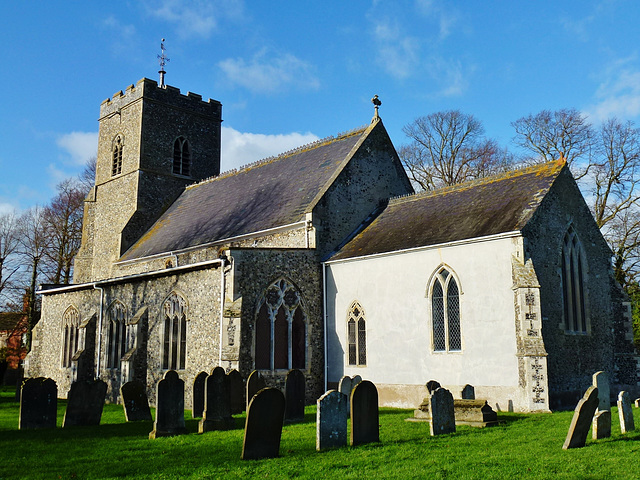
[316,390,348,451]
[120,380,152,422]
[426,380,441,394]
[618,391,635,434]
[63,379,107,427]
[19,377,57,430]
[242,387,285,460]
[199,367,234,432]
[592,410,611,440]
[192,371,208,418]
[149,370,188,439]
[228,369,244,415]
[592,371,610,412]
[635,398,640,408]
[338,375,353,414]
[246,370,266,409]
[461,384,475,400]
[352,375,362,387]
[350,380,379,446]
[562,385,599,449]
[284,369,305,423]
[429,387,456,436]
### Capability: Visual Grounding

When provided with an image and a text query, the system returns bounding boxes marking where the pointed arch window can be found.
[173,136,191,176]
[162,292,188,370]
[61,306,80,368]
[347,301,367,366]
[106,301,128,369]
[255,279,307,370]
[430,267,462,352]
[561,227,588,333]
[112,134,123,176]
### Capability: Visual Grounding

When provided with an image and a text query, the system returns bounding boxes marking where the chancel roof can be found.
[330,160,567,261]
[120,125,370,261]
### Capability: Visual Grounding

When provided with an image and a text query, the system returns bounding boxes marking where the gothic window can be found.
[162,292,188,370]
[61,306,80,368]
[112,134,123,176]
[173,137,191,176]
[430,267,462,352]
[106,301,127,369]
[347,301,367,366]
[254,278,307,370]
[561,227,588,333]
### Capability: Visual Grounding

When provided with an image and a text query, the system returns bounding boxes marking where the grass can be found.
[1,386,639,479]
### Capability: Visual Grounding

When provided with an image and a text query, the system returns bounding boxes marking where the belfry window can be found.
[561,227,588,333]
[173,137,191,176]
[61,306,80,368]
[430,267,462,352]
[255,279,306,371]
[162,292,188,370]
[347,301,367,366]
[106,301,127,369]
[112,135,123,176]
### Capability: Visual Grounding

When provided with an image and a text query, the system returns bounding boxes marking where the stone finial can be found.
[371,95,381,122]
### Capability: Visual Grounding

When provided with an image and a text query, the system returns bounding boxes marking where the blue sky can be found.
[2,1,640,213]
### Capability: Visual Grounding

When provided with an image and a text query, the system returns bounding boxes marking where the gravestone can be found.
[19,377,57,430]
[242,387,285,460]
[149,370,188,439]
[228,369,244,415]
[461,384,475,400]
[192,371,207,418]
[592,371,610,411]
[617,391,635,434]
[429,387,456,436]
[562,385,599,449]
[426,380,441,394]
[592,410,611,440]
[635,398,640,408]
[338,376,353,414]
[284,369,305,423]
[352,375,362,387]
[199,367,234,432]
[350,380,379,446]
[316,390,348,451]
[63,379,107,427]
[246,370,266,409]
[121,380,152,422]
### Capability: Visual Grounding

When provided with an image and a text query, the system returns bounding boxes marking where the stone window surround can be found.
[172,136,191,177]
[111,134,124,177]
[347,300,367,366]
[162,291,188,370]
[427,264,463,353]
[105,300,128,370]
[61,305,80,368]
[560,226,591,335]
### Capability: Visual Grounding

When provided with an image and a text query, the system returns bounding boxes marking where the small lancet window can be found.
[112,135,123,176]
[561,227,588,333]
[430,267,462,352]
[173,137,191,176]
[106,301,128,369]
[347,301,367,366]
[61,306,80,368]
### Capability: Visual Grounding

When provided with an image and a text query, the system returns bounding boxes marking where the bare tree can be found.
[0,211,20,307]
[78,156,96,192]
[400,110,514,191]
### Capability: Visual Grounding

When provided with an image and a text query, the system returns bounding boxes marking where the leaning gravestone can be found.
[461,384,475,400]
[618,391,635,434]
[63,379,107,427]
[592,371,610,412]
[121,380,152,422]
[228,369,244,415]
[351,380,379,446]
[246,370,266,409]
[426,380,441,394]
[284,369,305,423]
[242,387,285,460]
[199,367,234,432]
[430,387,456,436]
[562,385,599,449]
[316,390,348,451]
[592,410,611,440]
[149,370,188,439]
[192,371,208,418]
[19,377,57,430]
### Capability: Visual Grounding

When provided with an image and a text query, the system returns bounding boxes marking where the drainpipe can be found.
[218,254,229,367]
[322,262,328,392]
[93,284,104,379]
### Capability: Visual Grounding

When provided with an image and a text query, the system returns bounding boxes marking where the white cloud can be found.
[372,19,421,79]
[415,0,459,40]
[0,202,18,216]
[220,126,319,172]
[56,132,98,166]
[218,50,320,94]
[585,57,640,122]
[429,57,471,97]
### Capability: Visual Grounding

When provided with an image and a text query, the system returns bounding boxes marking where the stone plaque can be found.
[592,371,610,412]
[618,391,635,434]
[149,370,188,439]
[242,388,285,460]
[592,410,611,440]
[284,369,305,423]
[120,380,152,422]
[199,367,234,432]
[461,384,475,400]
[63,379,107,427]
[192,371,208,418]
[429,387,456,436]
[19,377,57,430]
[350,380,379,446]
[562,385,599,449]
[246,370,266,409]
[316,390,347,451]
[228,369,244,415]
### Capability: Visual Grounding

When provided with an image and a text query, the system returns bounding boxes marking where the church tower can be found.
[73,78,222,283]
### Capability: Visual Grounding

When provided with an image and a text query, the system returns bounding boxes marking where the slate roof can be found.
[120,125,370,261]
[330,160,566,261]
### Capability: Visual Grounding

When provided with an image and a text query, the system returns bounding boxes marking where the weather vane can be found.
[371,95,381,122]
[158,38,170,87]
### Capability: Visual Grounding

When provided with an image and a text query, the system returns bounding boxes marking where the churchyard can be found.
[1,385,640,479]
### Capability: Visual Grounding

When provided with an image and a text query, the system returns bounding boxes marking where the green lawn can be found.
[1,386,639,479]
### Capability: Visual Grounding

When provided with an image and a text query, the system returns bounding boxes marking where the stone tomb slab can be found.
[316,390,348,451]
[350,380,379,446]
[618,391,635,434]
[19,377,57,430]
[562,385,599,449]
[242,388,285,460]
[63,379,107,427]
[246,370,266,410]
[284,369,305,423]
[199,367,234,432]
[429,387,456,436]
[228,369,244,415]
[149,370,188,439]
[192,371,207,418]
[121,380,152,422]
[409,398,499,427]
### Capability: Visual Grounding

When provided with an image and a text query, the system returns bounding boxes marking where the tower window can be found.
[173,137,191,176]
[112,135,123,176]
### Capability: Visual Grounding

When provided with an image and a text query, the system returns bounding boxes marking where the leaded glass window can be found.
[431,267,462,352]
[162,292,188,370]
[106,301,127,369]
[347,301,367,366]
[561,227,588,333]
[61,306,80,368]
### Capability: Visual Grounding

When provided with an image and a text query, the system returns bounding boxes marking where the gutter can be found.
[322,262,328,392]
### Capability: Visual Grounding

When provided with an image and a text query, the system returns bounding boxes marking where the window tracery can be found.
[162,292,188,370]
[347,301,367,366]
[430,267,462,352]
[61,306,80,368]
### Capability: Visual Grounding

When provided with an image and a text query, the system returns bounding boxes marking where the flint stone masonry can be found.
[592,410,611,440]
[562,386,599,449]
[350,380,379,446]
[316,390,348,451]
[63,379,107,427]
[617,391,635,434]
[242,388,285,460]
[19,377,57,430]
[192,371,207,418]
[429,388,456,436]
[121,380,152,422]
[149,370,187,439]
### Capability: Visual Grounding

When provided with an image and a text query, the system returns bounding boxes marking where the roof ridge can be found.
[187,125,369,190]
[389,159,565,205]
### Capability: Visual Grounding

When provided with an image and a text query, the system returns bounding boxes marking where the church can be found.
[25,77,638,412]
